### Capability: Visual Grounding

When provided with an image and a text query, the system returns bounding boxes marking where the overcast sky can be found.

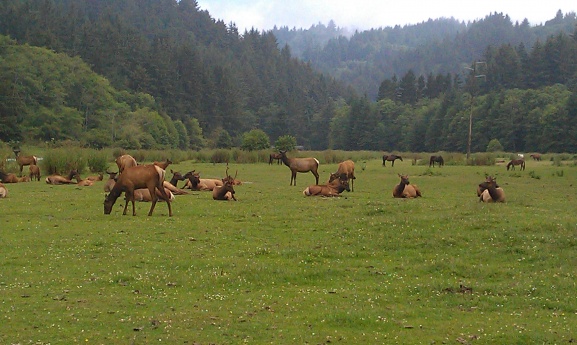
[197,0,576,32]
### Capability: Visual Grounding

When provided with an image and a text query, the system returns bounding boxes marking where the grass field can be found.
[1,157,576,344]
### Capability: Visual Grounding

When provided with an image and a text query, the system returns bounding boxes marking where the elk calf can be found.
[333,160,355,191]
[29,164,41,181]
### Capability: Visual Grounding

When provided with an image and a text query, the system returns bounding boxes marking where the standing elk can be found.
[0,182,7,198]
[29,164,41,181]
[479,176,505,203]
[104,164,173,217]
[269,152,282,165]
[382,154,403,167]
[183,171,223,191]
[304,173,350,197]
[392,174,422,198]
[115,154,137,174]
[153,159,172,170]
[506,159,525,171]
[279,150,319,186]
[103,171,118,192]
[530,153,542,161]
[429,155,444,167]
[331,160,355,191]
[14,150,38,176]
[45,170,77,185]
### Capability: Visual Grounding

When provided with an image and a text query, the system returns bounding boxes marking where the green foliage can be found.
[86,150,110,173]
[274,135,297,151]
[42,148,88,174]
[215,129,233,149]
[211,149,231,163]
[240,129,270,151]
[486,138,504,152]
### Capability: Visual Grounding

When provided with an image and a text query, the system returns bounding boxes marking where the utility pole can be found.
[464,61,486,160]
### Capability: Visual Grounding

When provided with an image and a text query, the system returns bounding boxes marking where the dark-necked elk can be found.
[479,176,505,203]
[45,170,77,185]
[104,164,173,217]
[184,171,223,191]
[392,174,422,198]
[14,150,38,176]
[382,154,403,167]
[29,164,41,181]
[0,182,7,198]
[429,155,444,167]
[477,175,500,197]
[116,154,137,174]
[279,150,319,186]
[331,160,355,191]
[506,159,525,171]
[222,165,242,186]
[103,171,118,192]
[530,154,542,161]
[212,181,237,201]
[269,152,282,165]
[168,170,186,188]
[304,173,350,197]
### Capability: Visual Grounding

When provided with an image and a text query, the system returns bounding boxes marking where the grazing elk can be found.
[479,176,505,203]
[530,153,542,161]
[331,160,355,191]
[14,150,38,176]
[45,170,77,185]
[304,173,350,197]
[103,171,118,193]
[269,152,282,165]
[104,164,173,217]
[115,154,137,174]
[506,159,525,171]
[279,150,319,186]
[392,174,422,198]
[382,154,403,167]
[133,187,175,202]
[183,171,223,191]
[29,164,41,181]
[153,159,172,170]
[0,182,7,198]
[429,155,444,167]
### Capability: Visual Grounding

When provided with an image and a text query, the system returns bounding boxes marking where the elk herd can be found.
[2,150,539,206]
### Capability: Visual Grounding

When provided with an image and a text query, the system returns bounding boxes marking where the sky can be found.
[197,0,576,32]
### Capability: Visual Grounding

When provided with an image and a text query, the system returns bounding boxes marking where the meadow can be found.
[1,156,576,344]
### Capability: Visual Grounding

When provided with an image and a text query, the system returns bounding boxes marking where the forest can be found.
[1,0,577,153]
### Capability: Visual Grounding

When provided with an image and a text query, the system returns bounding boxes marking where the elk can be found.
[269,152,282,165]
[477,175,500,197]
[479,176,505,203]
[115,154,137,174]
[45,170,77,185]
[153,159,172,170]
[168,170,186,188]
[86,173,103,181]
[133,187,175,202]
[0,170,20,183]
[183,171,223,191]
[29,164,41,181]
[104,164,173,217]
[382,154,403,167]
[392,174,422,198]
[212,178,237,201]
[304,173,350,197]
[506,159,525,171]
[332,160,355,191]
[0,182,7,198]
[221,165,242,186]
[279,150,319,186]
[103,171,118,193]
[14,150,38,176]
[530,153,542,161]
[73,172,95,187]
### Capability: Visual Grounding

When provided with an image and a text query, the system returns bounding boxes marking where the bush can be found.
[87,150,110,173]
[274,135,297,152]
[241,129,270,151]
[211,149,230,163]
[486,139,504,152]
[42,148,87,174]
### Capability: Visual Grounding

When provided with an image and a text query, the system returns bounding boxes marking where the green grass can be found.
[1,158,576,344]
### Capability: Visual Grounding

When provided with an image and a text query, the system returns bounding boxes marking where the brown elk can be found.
[153,159,172,170]
[133,187,175,202]
[222,165,242,186]
[14,150,38,176]
[392,174,422,198]
[184,171,223,191]
[104,164,173,217]
[29,164,41,181]
[168,170,186,188]
[0,170,20,183]
[103,171,118,192]
[477,175,500,197]
[530,153,542,161]
[304,173,350,197]
[382,154,403,167]
[506,159,525,171]
[279,150,319,186]
[479,176,505,203]
[115,154,137,174]
[0,182,7,198]
[332,160,355,191]
[73,172,95,187]
[269,152,282,165]
[86,173,103,181]
[212,171,237,201]
[45,170,77,185]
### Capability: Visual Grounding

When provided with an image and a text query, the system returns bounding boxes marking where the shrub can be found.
[42,148,87,174]
[274,135,297,152]
[211,149,230,163]
[87,150,110,173]
[241,129,270,151]
[486,139,504,152]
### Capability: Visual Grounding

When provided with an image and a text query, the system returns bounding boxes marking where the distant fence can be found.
[5,157,44,162]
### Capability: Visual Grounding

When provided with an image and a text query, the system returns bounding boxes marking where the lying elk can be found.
[333,160,355,191]
[213,167,237,201]
[304,173,350,197]
[133,187,175,202]
[168,170,186,188]
[103,171,118,193]
[222,165,242,185]
[0,182,7,198]
[86,172,103,181]
[279,150,319,186]
[477,175,500,197]
[115,154,137,174]
[73,172,94,187]
[183,171,223,191]
[104,164,173,217]
[392,174,422,198]
[29,164,41,181]
[45,170,77,185]
[1,170,29,183]
[479,176,505,203]
[269,152,282,165]
[14,150,38,176]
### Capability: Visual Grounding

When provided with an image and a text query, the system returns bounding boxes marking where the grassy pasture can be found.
[1,158,576,344]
